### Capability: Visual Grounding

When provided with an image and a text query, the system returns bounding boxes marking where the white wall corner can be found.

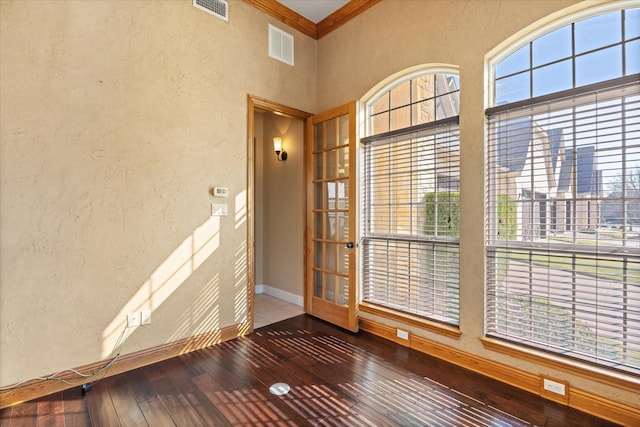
[255,284,303,307]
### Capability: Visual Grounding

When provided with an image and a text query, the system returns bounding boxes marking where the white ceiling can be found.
[276,0,350,23]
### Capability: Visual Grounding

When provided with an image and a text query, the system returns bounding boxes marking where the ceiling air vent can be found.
[268,24,294,66]
[193,0,228,22]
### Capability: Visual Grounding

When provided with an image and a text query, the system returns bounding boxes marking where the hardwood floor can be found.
[0,315,620,426]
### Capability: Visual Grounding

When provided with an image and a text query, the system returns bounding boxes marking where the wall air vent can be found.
[268,24,294,66]
[193,0,228,22]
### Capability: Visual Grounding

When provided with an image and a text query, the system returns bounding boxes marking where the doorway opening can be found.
[247,96,311,329]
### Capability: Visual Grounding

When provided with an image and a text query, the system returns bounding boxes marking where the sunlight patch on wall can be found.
[234,240,248,323]
[168,273,221,344]
[235,189,247,229]
[101,217,221,357]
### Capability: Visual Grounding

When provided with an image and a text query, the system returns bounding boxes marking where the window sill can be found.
[480,337,640,393]
[359,302,462,340]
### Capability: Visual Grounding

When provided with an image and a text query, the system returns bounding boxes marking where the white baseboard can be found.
[255,284,303,307]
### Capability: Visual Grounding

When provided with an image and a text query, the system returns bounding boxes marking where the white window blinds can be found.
[362,117,460,325]
[485,75,640,374]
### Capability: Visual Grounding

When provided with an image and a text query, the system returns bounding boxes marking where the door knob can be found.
[346,242,354,249]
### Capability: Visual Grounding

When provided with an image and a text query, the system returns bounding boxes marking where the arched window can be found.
[360,68,461,327]
[485,5,640,374]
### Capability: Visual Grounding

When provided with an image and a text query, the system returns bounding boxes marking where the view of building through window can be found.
[486,7,640,374]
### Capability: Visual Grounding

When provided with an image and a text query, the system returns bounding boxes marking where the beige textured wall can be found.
[0,0,316,385]
[317,0,637,409]
[261,114,305,297]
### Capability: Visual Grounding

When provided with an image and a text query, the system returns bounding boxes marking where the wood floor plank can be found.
[150,374,205,426]
[85,380,121,427]
[61,388,92,427]
[108,379,149,427]
[36,392,65,427]
[6,398,37,427]
[0,315,624,426]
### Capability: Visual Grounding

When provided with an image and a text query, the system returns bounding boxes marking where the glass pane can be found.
[436,91,460,120]
[338,181,348,210]
[314,182,323,210]
[626,8,640,39]
[338,244,349,275]
[496,44,530,78]
[414,74,435,101]
[575,11,621,54]
[314,270,323,298]
[314,123,323,151]
[390,105,411,131]
[626,40,640,75]
[325,211,337,240]
[325,149,337,179]
[390,80,411,109]
[576,46,622,87]
[338,146,349,177]
[371,92,389,114]
[314,242,323,269]
[413,99,436,125]
[495,72,530,105]
[313,212,323,239]
[533,59,572,97]
[334,212,346,241]
[314,152,323,179]
[337,276,349,305]
[371,112,389,134]
[338,114,349,147]
[325,242,336,271]
[436,75,459,96]
[533,26,571,67]
[326,118,337,149]
[325,274,335,302]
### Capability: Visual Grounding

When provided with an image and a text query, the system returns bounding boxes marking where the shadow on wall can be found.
[100,190,249,358]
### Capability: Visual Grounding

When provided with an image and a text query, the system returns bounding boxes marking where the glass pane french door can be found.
[306,102,358,332]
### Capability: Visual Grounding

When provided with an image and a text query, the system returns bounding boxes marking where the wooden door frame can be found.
[246,95,313,331]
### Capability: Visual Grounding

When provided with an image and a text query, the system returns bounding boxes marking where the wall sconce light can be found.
[273,137,287,161]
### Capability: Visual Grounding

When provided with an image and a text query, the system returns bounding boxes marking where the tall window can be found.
[486,7,640,374]
[362,71,461,326]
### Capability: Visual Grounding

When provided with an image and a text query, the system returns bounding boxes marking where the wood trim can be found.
[0,322,248,409]
[360,302,462,340]
[480,337,640,394]
[360,317,640,426]
[243,0,317,38]
[243,0,381,40]
[250,95,313,119]
[316,0,382,39]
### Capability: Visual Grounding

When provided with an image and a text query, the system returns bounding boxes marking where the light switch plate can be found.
[211,203,228,216]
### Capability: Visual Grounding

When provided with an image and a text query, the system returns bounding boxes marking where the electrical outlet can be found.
[141,309,151,325]
[127,312,140,328]
[543,378,566,396]
[396,329,409,340]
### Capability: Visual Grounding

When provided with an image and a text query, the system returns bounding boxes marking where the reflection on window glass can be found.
[496,44,530,78]
[494,8,636,106]
[575,11,621,53]
[626,8,640,39]
[576,46,623,87]
[533,60,573,97]
[627,40,640,75]
[496,72,530,105]
[368,73,460,135]
[533,26,571,67]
